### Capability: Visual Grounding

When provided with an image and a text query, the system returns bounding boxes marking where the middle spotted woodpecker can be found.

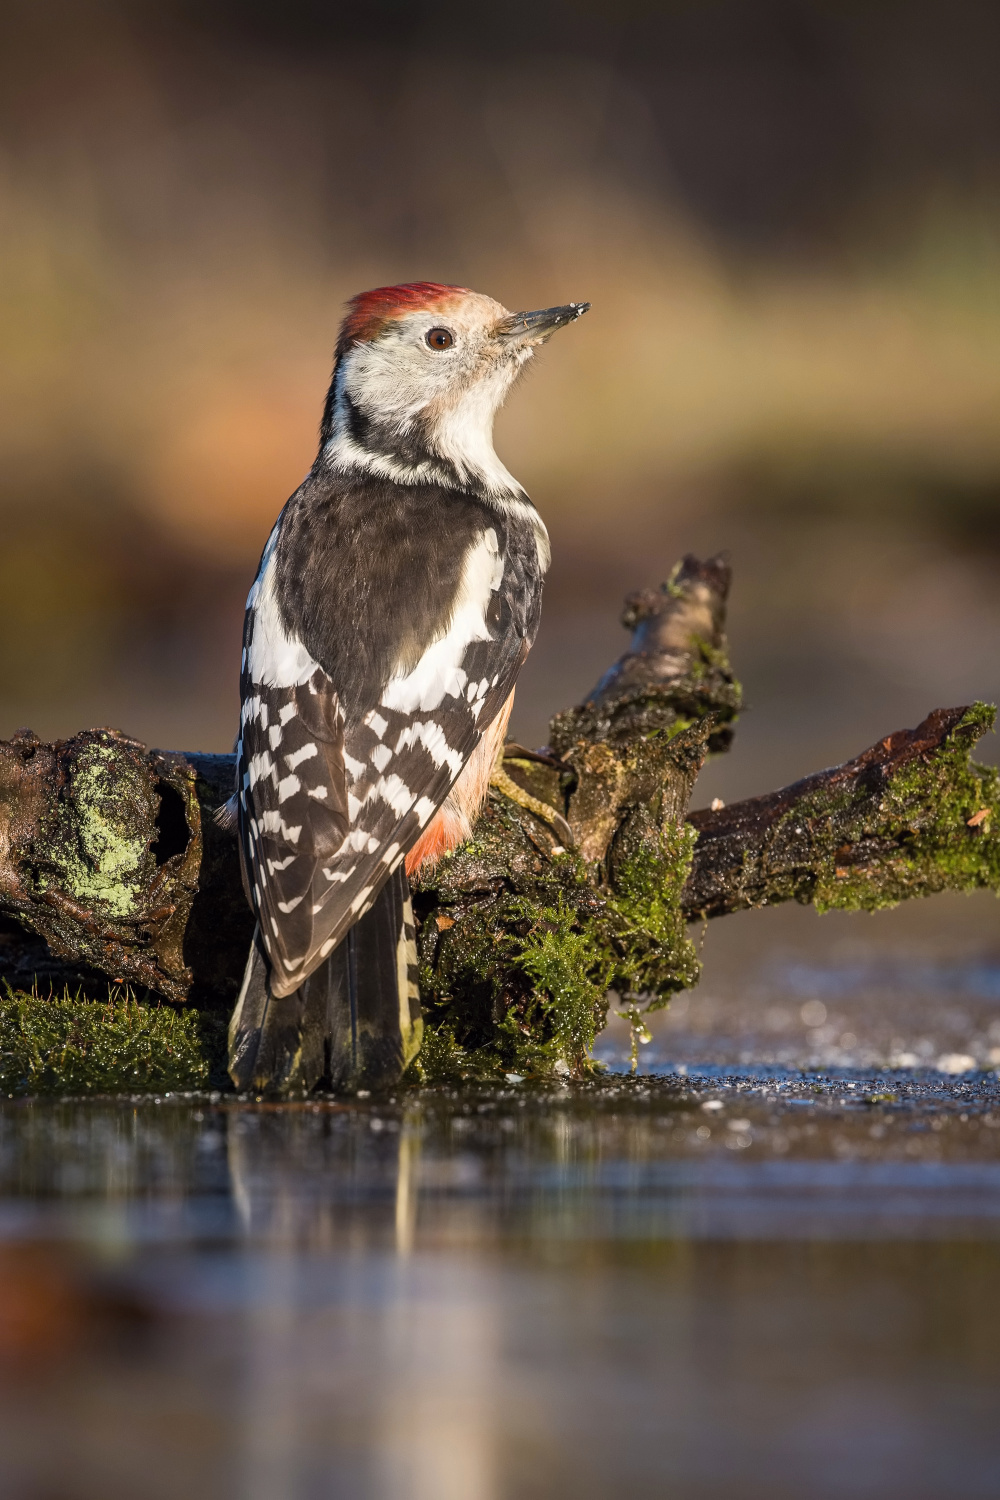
[224,283,589,1093]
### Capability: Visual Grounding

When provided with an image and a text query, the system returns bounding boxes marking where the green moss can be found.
[803,704,1000,913]
[416,891,607,1080]
[664,560,686,599]
[518,900,612,1060]
[646,716,694,742]
[603,815,701,1007]
[402,1019,507,1086]
[414,785,703,1079]
[0,985,209,1095]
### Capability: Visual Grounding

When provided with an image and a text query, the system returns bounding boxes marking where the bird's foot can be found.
[489,759,574,849]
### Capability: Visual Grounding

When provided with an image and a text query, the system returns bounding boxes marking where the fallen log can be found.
[0,552,996,1089]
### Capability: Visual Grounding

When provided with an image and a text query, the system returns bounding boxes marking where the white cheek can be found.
[343,342,452,427]
[328,308,530,498]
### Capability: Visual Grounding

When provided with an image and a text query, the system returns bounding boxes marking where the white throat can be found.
[425,381,525,496]
[324,347,529,499]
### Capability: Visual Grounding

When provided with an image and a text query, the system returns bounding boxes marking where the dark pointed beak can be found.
[496,301,590,347]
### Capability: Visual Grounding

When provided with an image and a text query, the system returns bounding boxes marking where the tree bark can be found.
[683,703,1000,919]
[0,734,251,1014]
[0,554,997,1083]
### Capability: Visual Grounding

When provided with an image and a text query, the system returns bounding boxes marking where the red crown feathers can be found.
[335,282,469,361]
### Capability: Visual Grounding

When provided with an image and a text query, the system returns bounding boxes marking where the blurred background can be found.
[3,0,1000,808]
[4,18,1000,1490]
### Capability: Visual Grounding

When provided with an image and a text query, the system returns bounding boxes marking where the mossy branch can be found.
[0,550,996,1089]
[683,703,1000,918]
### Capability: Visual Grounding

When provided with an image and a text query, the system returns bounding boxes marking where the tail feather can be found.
[228,865,422,1094]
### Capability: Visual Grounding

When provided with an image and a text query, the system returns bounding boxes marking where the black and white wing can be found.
[237,516,539,999]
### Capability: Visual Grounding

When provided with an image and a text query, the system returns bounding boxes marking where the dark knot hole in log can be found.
[150,780,191,867]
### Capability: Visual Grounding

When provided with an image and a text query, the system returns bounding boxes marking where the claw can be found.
[489,747,574,848]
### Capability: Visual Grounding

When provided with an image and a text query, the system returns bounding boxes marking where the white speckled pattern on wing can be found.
[237,528,530,999]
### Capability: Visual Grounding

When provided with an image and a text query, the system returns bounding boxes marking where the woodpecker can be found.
[224,282,589,1093]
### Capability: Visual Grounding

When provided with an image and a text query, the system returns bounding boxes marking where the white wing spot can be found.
[395,720,463,776]
[349,885,374,916]
[285,742,318,770]
[247,751,275,789]
[367,774,415,819]
[381,531,501,713]
[277,895,304,913]
[261,811,302,843]
[365,710,389,738]
[370,742,392,772]
[267,854,297,873]
[277,774,301,803]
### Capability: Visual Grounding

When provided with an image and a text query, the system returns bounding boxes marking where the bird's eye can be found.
[426,327,454,350]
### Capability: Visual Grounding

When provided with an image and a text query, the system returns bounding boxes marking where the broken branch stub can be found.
[544,551,741,866]
[549,552,741,759]
[0,728,200,1002]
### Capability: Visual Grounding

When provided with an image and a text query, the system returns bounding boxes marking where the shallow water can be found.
[1,1075,999,1499]
[2,898,1000,1499]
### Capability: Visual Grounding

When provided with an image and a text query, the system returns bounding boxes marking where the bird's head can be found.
[321,282,589,492]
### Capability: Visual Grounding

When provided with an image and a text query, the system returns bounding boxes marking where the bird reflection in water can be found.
[226,1101,499,1500]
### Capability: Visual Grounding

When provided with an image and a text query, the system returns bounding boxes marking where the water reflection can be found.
[0,1079,999,1498]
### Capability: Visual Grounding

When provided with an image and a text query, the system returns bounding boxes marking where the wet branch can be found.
[0,552,997,1086]
[683,704,1000,920]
